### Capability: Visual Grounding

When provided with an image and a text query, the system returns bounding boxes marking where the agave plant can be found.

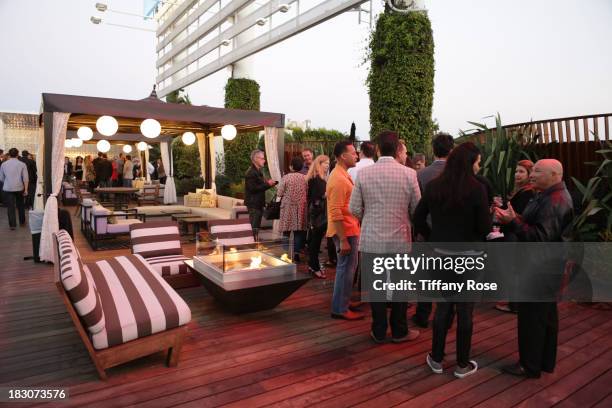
[571,136,612,241]
[461,113,538,200]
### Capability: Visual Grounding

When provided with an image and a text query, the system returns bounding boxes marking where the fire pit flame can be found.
[248,255,263,269]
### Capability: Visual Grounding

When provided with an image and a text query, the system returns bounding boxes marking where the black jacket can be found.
[414,179,492,242]
[244,165,273,209]
[20,156,37,183]
[509,182,574,242]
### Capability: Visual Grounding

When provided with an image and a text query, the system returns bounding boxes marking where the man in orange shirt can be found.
[327,140,364,320]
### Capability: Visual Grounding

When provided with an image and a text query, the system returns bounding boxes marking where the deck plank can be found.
[0,206,610,407]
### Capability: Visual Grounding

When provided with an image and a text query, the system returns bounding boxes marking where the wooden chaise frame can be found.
[52,233,187,380]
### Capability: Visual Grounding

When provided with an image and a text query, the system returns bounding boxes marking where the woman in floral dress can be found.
[278,156,308,262]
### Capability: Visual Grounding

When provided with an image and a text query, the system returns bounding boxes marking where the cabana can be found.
[38,88,285,262]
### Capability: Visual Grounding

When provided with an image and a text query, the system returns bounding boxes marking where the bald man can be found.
[495,159,574,378]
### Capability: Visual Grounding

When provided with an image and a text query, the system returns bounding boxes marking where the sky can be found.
[1,0,611,138]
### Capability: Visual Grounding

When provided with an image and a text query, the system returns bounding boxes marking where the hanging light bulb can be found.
[137,141,148,151]
[122,144,132,154]
[221,124,237,140]
[77,126,93,141]
[181,131,196,145]
[71,138,83,148]
[140,118,161,138]
[96,139,111,153]
[64,139,73,148]
[96,115,118,136]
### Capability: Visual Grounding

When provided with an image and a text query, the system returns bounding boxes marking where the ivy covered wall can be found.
[223,78,261,184]
[367,10,435,153]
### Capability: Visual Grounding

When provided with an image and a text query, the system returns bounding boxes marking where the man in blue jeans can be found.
[327,140,363,320]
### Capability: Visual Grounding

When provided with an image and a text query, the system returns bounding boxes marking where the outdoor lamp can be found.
[96,139,111,153]
[71,138,83,148]
[221,124,237,141]
[95,3,108,12]
[90,16,102,24]
[137,141,148,151]
[64,139,73,149]
[122,144,132,154]
[96,115,118,136]
[182,131,196,145]
[140,118,161,138]
[77,126,93,141]
[256,18,266,26]
[220,39,231,46]
[278,4,290,12]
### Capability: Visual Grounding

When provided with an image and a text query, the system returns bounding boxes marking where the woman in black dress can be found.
[495,159,536,313]
[74,156,84,181]
[414,142,492,379]
[306,155,330,278]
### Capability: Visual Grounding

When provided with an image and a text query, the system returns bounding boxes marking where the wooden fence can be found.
[473,113,612,183]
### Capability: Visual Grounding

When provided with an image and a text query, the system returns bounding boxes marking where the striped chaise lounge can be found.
[52,230,191,380]
[207,219,256,246]
[129,221,198,288]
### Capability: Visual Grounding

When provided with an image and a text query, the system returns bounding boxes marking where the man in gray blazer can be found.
[350,131,421,343]
[412,132,455,328]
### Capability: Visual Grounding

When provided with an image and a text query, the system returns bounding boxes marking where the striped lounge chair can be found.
[208,219,256,246]
[53,230,191,380]
[130,221,198,288]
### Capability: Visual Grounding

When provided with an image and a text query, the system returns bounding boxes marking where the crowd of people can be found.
[244,131,574,380]
[62,153,166,190]
[0,148,37,229]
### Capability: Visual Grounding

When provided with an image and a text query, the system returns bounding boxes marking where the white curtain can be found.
[196,133,207,187]
[209,133,216,191]
[39,112,70,262]
[264,127,283,233]
[264,127,282,181]
[144,147,151,183]
[34,126,45,211]
[160,141,177,204]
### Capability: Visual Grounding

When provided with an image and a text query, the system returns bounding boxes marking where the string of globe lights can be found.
[65,116,238,152]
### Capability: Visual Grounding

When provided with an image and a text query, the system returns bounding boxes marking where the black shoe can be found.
[370,331,386,344]
[10,226,16,231]
[411,315,429,329]
[501,363,540,378]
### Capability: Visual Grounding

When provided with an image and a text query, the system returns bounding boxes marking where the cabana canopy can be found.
[38,89,285,263]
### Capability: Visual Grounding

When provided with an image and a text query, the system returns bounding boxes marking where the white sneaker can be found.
[454,360,478,378]
[427,353,443,374]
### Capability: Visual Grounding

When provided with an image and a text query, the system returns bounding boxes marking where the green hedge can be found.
[367,10,435,153]
[223,78,261,184]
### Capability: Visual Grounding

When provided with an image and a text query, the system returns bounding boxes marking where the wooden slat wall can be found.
[473,113,612,184]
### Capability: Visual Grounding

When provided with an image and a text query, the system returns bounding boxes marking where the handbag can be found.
[308,198,327,229]
[264,194,281,220]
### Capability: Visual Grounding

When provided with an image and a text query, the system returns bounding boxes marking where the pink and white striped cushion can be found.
[56,230,105,335]
[144,254,191,276]
[87,254,191,350]
[209,221,254,246]
[130,222,182,258]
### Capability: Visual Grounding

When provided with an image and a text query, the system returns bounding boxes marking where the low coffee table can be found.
[178,217,209,237]
[184,259,310,314]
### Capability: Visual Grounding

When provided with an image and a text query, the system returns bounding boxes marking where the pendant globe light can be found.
[96,139,111,153]
[96,115,119,136]
[122,144,133,154]
[181,131,196,145]
[221,124,237,140]
[77,126,93,141]
[140,118,161,139]
[64,139,73,148]
[137,141,148,151]
[71,138,83,148]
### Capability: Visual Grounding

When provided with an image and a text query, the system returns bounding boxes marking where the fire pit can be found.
[186,237,309,314]
[192,240,296,285]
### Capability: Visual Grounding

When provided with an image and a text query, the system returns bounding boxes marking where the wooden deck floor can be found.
[1,207,611,407]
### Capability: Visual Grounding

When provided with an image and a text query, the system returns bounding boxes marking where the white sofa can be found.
[136,194,248,221]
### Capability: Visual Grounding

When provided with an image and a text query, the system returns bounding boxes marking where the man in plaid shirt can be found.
[350,131,421,343]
